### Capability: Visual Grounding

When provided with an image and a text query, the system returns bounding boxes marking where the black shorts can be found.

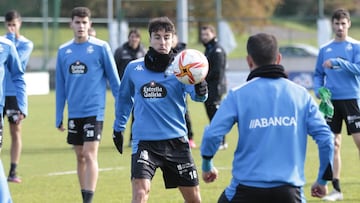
[218,184,301,203]
[131,137,199,189]
[67,116,103,145]
[3,96,20,124]
[327,99,360,135]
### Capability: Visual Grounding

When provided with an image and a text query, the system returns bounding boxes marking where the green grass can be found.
[1,91,360,202]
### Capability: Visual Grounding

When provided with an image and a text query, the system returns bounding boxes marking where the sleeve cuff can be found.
[202,158,213,172]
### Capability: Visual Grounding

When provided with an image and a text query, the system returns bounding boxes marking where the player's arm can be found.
[17,40,34,70]
[306,96,334,186]
[313,49,325,98]
[200,91,237,182]
[102,42,120,98]
[55,50,66,129]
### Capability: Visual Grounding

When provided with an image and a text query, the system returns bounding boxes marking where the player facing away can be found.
[112,16,207,203]
[0,35,27,203]
[201,33,334,203]
[314,8,360,202]
[55,7,120,203]
[3,9,33,183]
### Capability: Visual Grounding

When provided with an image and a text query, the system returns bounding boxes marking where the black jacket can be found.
[114,42,146,79]
[203,38,227,102]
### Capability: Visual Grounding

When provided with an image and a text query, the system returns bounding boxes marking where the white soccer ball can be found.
[173,49,209,85]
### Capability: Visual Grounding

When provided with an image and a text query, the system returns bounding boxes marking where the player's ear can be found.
[275,52,282,65]
[246,55,255,71]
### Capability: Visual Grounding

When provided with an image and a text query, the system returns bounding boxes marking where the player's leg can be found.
[8,122,21,182]
[132,178,151,203]
[4,96,22,183]
[178,186,201,203]
[82,141,99,191]
[74,145,86,189]
[80,118,102,203]
[351,132,360,158]
[332,133,342,191]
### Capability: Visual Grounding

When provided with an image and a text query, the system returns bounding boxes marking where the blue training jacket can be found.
[55,37,120,127]
[113,57,208,153]
[201,76,334,201]
[0,36,27,116]
[4,33,33,96]
[314,37,360,99]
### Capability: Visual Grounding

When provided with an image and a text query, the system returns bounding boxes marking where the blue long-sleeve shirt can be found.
[0,36,27,115]
[314,37,360,99]
[113,58,207,153]
[55,37,120,127]
[4,33,33,96]
[201,77,334,200]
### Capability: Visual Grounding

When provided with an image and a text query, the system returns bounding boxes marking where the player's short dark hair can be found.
[128,28,141,38]
[5,10,21,22]
[247,33,278,66]
[71,7,91,20]
[148,16,175,37]
[332,8,350,22]
[201,24,216,35]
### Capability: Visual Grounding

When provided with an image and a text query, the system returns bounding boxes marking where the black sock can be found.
[81,189,94,203]
[9,163,17,177]
[332,179,341,192]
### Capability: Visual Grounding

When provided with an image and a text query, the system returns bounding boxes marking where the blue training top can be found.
[113,58,207,153]
[201,77,334,201]
[0,36,27,115]
[314,37,360,99]
[55,37,120,127]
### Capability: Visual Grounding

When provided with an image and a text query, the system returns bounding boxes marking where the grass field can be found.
[0,91,360,202]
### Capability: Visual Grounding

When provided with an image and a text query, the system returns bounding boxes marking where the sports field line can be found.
[47,167,125,176]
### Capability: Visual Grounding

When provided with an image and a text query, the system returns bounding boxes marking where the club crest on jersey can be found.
[141,81,167,98]
[69,61,87,74]
[87,45,94,54]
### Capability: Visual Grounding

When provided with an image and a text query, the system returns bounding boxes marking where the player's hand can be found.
[113,130,124,154]
[311,182,328,198]
[202,167,218,183]
[57,122,66,132]
[195,80,208,96]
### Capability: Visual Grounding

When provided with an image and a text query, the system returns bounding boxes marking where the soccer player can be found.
[3,10,33,183]
[112,16,207,203]
[314,8,360,202]
[201,33,334,202]
[55,7,120,203]
[0,35,27,203]
[200,24,228,149]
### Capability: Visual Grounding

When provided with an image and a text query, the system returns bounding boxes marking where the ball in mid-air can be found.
[173,49,209,85]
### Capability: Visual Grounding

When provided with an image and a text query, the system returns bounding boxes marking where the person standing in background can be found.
[3,10,33,183]
[55,7,120,203]
[88,27,96,37]
[314,8,360,202]
[113,28,146,147]
[0,35,27,203]
[200,24,227,149]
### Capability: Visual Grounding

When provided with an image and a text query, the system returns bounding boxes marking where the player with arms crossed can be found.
[3,10,33,183]
[314,8,360,202]
[112,16,207,203]
[201,33,334,203]
[55,7,120,203]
